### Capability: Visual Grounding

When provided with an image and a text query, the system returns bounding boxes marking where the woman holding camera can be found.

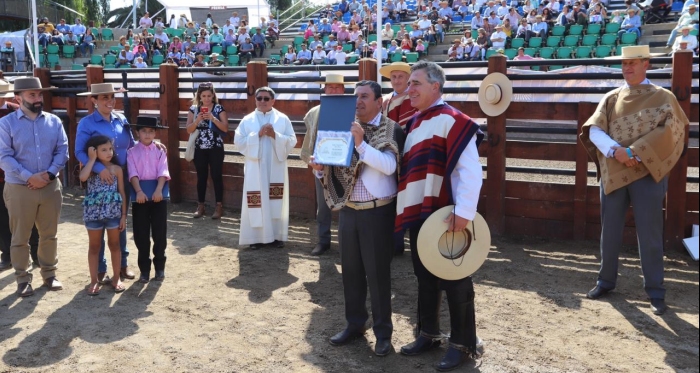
[186,83,229,219]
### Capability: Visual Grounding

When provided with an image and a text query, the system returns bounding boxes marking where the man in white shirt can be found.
[139,12,153,29]
[497,0,510,17]
[666,4,698,47]
[230,12,241,28]
[418,14,433,31]
[153,28,170,44]
[672,26,698,51]
[309,80,404,358]
[312,45,327,64]
[490,24,507,48]
[396,0,409,21]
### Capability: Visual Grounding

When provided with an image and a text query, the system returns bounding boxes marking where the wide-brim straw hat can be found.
[0,81,13,98]
[6,77,56,93]
[604,45,664,60]
[478,72,512,117]
[417,206,491,280]
[132,115,168,129]
[681,25,695,32]
[379,61,412,79]
[77,83,127,96]
[314,73,355,85]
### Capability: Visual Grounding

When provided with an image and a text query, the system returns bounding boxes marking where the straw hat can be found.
[6,77,56,93]
[132,116,168,129]
[0,81,13,98]
[77,83,127,96]
[379,61,412,78]
[478,72,512,117]
[314,74,355,85]
[604,45,664,60]
[416,206,491,280]
[681,25,694,32]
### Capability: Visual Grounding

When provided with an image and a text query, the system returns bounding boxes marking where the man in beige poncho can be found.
[580,45,687,316]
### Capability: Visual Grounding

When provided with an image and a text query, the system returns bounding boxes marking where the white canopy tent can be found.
[155,0,272,28]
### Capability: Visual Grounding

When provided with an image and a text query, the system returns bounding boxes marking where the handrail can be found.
[24,32,36,72]
[279,1,327,34]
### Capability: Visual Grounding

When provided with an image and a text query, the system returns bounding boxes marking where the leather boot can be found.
[436,345,469,372]
[193,203,206,218]
[212,203,224,219]
[437,295,477,371]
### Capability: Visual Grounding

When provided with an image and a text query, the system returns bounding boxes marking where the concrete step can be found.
[642,22,677,32]
[639,34,672,45]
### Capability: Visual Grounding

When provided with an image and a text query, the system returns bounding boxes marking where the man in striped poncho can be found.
[396,61,484,371]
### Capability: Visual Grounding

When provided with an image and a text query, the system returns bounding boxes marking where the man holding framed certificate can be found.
[309,81,405,357]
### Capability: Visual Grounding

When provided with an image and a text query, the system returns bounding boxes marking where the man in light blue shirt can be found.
[0,77,68,297]
[618,9,642,39]
[251,28,267,57]
[71,18,86,40]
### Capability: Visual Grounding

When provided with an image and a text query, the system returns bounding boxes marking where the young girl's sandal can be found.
[112,282,126,293]
[87,283,100,296]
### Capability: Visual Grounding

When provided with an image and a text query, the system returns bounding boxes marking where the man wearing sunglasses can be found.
[234,87,297,250]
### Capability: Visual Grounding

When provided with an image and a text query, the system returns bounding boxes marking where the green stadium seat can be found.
[549,64,564,70]
[227,54,240,66]
[604,22,620,34]
[690,29,699,36]
[586,23,602,35]
[47,53,60,68]
[556,46,573,59]
[151,54,164,66]
[472,29,478,39]
[89,54,103,65]
[594,45,612,58]
[62,44,75,58]
[600,33,617,46]
[581,34,598,46]
[620,32,637,45]
[546,36,561,47]
[368,34,377,43]
[528,37,542,48]
[269,54,281,64]
[510,38,525,48]
[104,54,117,68]
[568,24,584,36]
[405,52,419,62]
[110,45,122,54]
[101,28,114,41]
[226,45,238,55]
[342,43,353,52]
[390,52,403,62]
[575,46,592,58]
[171,29,184,38]
[563,35,579,47]
[347,55,359,63]
[405,25,413,32]
[551,25,566,36]
[485,49,498,59]
[538,46,554,59]
[280,45,288,54]
[293,36,305,46]
[46,44,60,54]
[523,47,537,56]
[504,48,517,60]
[119,64,131,68]
[71,63,85,70]
[211,45,223,55]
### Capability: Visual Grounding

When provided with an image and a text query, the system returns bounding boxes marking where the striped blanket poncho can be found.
[395,103,483,232]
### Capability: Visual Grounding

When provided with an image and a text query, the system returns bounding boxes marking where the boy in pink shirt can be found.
[126,116,171,283]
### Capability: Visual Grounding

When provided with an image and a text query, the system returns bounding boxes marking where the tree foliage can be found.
[105,0,164,28]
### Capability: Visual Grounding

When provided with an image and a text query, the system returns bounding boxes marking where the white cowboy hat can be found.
[77,83,127,96]
[379,61,412,79]
[604,45,664,60]
[417,206,491,280]
[314,73,355,85]
[0,80,13,98]
[478,72,512,117]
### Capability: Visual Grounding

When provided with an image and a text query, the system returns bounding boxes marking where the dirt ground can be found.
[0,188,698,373]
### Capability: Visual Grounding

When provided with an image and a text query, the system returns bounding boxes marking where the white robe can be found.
[234,108,297,246]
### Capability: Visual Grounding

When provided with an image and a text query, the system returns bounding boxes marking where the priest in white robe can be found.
[234,87,297,249]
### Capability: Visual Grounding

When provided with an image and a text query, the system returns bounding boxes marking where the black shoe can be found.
[650,298,667,315]
[586,285,612,299]
[310,243,330,256]
[375,338,393,356]
[17,282,34,297]
[0,260,11,271]
[400,335,442,356]
[436,347,469,372]
[270,240,285,248]
[329,327,366,346]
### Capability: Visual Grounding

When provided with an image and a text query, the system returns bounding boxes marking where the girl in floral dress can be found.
[79,135,128,295]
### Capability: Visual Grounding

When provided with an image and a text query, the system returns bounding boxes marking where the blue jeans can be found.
[666,26,681,46]
[80,43,94,56]
[618,27,640,40]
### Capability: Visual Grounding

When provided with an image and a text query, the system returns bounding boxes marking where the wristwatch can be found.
[47,172,56,181]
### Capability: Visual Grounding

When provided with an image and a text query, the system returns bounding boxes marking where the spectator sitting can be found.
[312,45,327,64]
[182,35,194,53]
[230,12,241,28]
[39,17,55,33]
[182,47,195,64]
[115,45,135,67]
[337,24,351,44]
[309,35,324,50]
[209,53,224,67]
[153,28,170,45]
[497,0,510,17]
[56,19,71,34]
[447,39,464,61]
[283,45,296,65]
[438,1,454,29]
[610,10,622,23]
[513,46,542,69]
[167,47,181,64]
[223,29,237,49]
[251,28,266,58]
[325,35,339,52]
[672,26,698,52]
[133,56,148,68]
[134,45,148,60]
[532,14,548,37]
[397,0,409,21]
[209,25,224,48]
[372,41,388,62]
[673,40,698,56]
[666,5,698,48]
[170,36,183,52]
[318,18,332,37]
[63,30,79,45]
[267,23,280,47]
[618,8,642,40]
[486,11,502,34]
[476,27,490,60]
[79,28,96,56]
[400,33,413,54]
[193,53,207,67]
[151,38,165,55]
[239,37,255,65]
[185,22,198,38]
[623,0,640,15]
[490,24,507,49]
[71,18,86,39]
[295,44,312,64]
[589,3,606,23]
[237,28,249,45]
[409,24,424,44]
[526,9,538,23]
[463,38,481,60]
[154,17,165,29]
[388,39,399,54]
[418,14,433,32]
[506,7,521,26]
[194,37,210,55]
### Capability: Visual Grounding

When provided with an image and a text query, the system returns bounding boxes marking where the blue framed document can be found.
[313,95,357,167]
[130,180,170,201]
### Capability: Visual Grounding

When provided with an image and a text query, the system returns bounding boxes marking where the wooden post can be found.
[485,55,507,235]
[159,63,182,202]
[664,51,692,250]
[246,62,269,113]
[574,102,593,240]
[128,97,140,125]
[85,65,104,114]
[34,68,53,112]
[358,58,377,82]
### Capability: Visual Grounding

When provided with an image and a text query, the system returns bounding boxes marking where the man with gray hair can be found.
[309,80,404,357]
[396,61,484,371]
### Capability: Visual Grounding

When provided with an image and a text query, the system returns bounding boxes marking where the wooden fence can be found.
[4,53,697,250]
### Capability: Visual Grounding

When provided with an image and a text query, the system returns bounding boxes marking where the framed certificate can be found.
[313,95,357,167]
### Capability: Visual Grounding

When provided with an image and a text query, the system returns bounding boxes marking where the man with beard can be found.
[0,77,69,297]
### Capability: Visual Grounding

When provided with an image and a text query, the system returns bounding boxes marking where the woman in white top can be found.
[522,0,533,14]
[283,46,296,65]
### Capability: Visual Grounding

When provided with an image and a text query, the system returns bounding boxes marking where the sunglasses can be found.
[256,96,272,102]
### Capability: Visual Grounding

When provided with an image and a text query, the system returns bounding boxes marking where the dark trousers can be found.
[193,146,225,203]
[0,182,38,264]
[315,177,331,245]
[338,202,395,339]
[409,221,477,351]
[131,201,168,276]
[598,175,667,299]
